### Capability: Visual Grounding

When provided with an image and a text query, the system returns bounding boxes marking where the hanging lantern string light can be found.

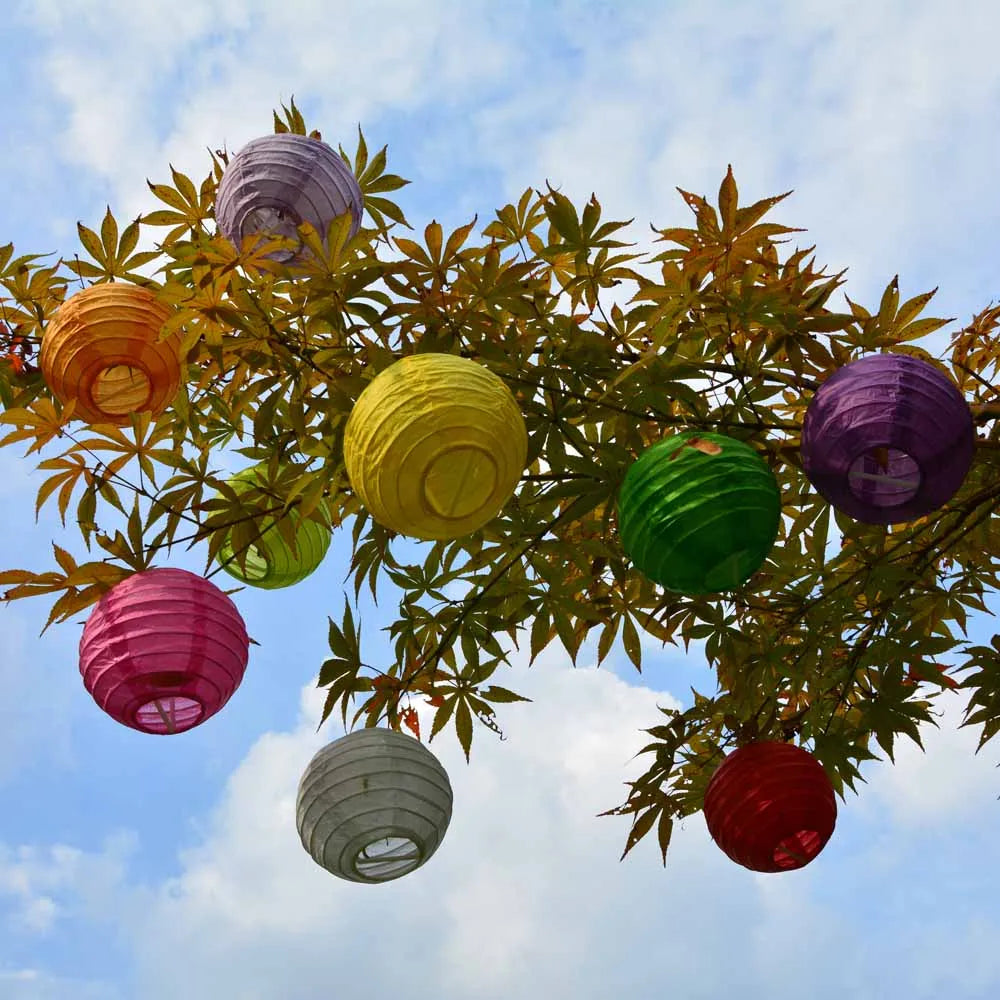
[215,132,364,265]
[296,728,454,884]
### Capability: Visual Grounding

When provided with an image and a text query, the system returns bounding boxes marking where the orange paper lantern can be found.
[40,283,181,424]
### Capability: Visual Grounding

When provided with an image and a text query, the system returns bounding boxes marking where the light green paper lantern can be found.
[617,431,781,595]
[216,464,332,589]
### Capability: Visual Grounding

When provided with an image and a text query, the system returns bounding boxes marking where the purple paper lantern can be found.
[215,134,364,263]
[801,353,974,524]
[79,568,250,735]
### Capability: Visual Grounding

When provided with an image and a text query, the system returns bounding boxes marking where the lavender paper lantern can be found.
[296,728,453,883]
[215,134,364,263]
[79,568,250,734]
[800,353,974,524]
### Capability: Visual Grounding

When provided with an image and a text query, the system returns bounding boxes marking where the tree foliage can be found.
[2,96,1000,864]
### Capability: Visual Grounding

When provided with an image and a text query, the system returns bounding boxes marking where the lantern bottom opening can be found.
[91,363,153,417]
[847,446,922,507]
[134,695,205,734]
[352,835,423,882]
[234,542,272,583]
[422,444,499,521]
[773,829,823,869]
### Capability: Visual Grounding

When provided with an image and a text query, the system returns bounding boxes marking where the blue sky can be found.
[2,1,1000,997]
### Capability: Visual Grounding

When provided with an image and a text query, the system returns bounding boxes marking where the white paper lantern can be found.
[295,727,453,883]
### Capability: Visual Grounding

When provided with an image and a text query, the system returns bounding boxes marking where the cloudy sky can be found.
[2,1,1000,997]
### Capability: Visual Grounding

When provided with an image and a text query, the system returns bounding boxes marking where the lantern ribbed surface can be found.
[801,353,974,524]
[215,134,364,263]
[703,741,837,873]
[343,353,528,540]
[40,283,181,425]
[215,464,332,589]
[296,727,453,883]
[79,568,249,735]
[617,431,781,594]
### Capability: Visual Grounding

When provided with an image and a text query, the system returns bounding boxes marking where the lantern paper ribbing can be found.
[40,284,181,425]
[296,728,453,883]
[79,568,249,735]
[343,353,528,540]
[617,431,781,594]
[703,741,837,872]
[800,353,974,524]
[215,464,332,589]
[215,133,364,264]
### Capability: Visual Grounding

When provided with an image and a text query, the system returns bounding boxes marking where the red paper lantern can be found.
[78,568,250,735]
[703,741,837,872]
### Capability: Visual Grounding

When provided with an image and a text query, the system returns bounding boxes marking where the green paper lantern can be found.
[216,465,332,589]
[617,431,781,594]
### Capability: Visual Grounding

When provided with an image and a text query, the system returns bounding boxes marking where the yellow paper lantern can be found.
[343,353,527,540]
[40,283,180,425]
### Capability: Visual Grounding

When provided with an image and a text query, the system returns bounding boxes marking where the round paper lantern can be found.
[40,283,181,425]
[703,741,837,873]
[215,464,332,589]
[617,431,781,594]
[296,727,453,883]
[343,353,528,540]
[79,568,249,735]
[215,133,364,263]
[800,353,974,524]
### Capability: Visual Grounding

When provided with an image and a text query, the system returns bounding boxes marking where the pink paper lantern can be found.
[79,568,250,734]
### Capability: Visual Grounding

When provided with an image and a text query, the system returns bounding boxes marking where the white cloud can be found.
[16,0,529,231]
[0,832,136,937]
[0,640,997,997]
[101,650,732,999]
[29,644,985,999]
[0,967,119,1000]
